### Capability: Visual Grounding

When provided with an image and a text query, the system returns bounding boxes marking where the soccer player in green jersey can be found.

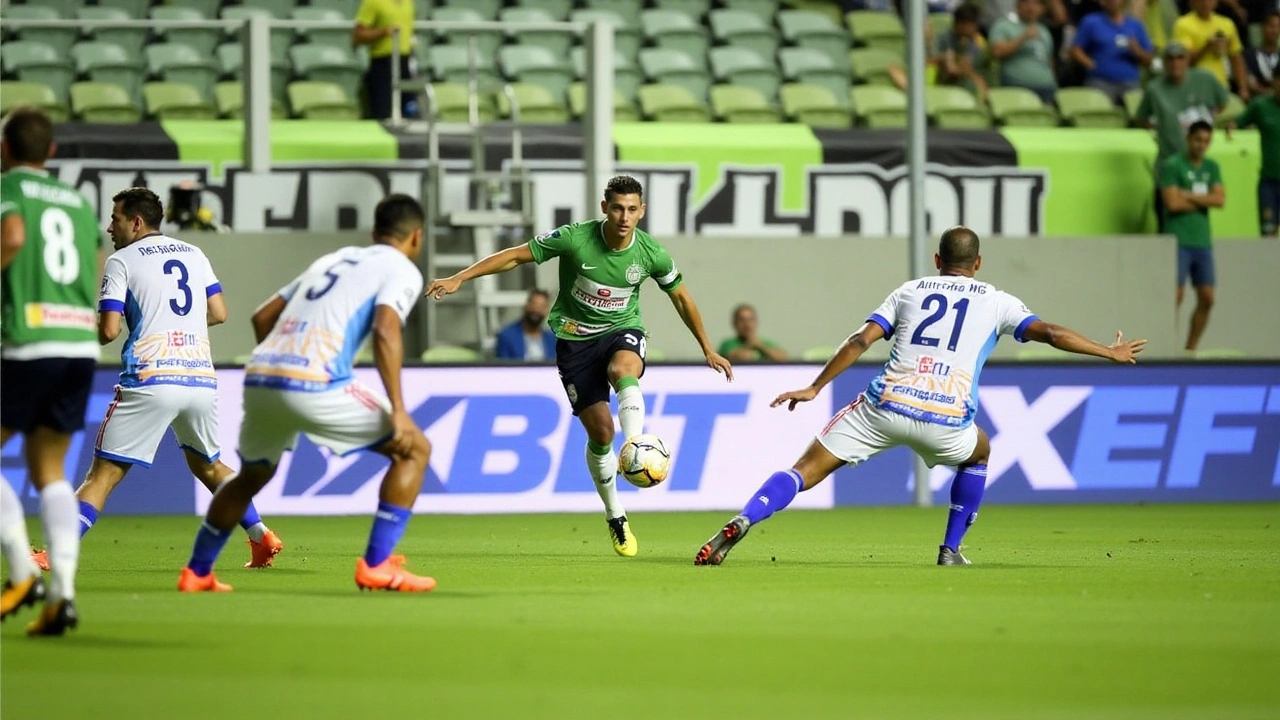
[1160,120,1224,352]
[426,176,733,556]
[0,108,97,635]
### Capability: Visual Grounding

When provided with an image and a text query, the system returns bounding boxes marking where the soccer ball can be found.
[618,434,672,489]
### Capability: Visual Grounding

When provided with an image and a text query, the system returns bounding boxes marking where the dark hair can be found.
[373,193,425,240]
[953,4,980,24]
[112,187,164,229]
[731,303,756,321]
[2,107,54,165]
[1267,10,1280,23]
[604,175,644,201]
[938,226,981,267]
[1187,120,1214,137]
[527,288,550,302]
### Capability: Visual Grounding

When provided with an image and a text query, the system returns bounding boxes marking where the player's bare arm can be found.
[250,294,288,343]
[372,304,416,458]
[1,214,25,270]
[425,244,534,300]
[666,284,734,381]
[772,322,886,411]
[1020,321,1147,363]
[98,311,122,345]
[207,292,228,327]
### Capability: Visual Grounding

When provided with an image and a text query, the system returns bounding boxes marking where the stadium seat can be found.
[924,85,990,128]
[292,45,365,110]
[728,0,780,23]
[152,7,223,57]
[78,7,149,56]
[221,6,294,64]
[570,9,642,61]
[1123,87,1143,122]
[422,82,497,122]
[582,0,641,24]
[501,7,574,57]
[638,83,711,122]
[96,0,154,18]
[69,82,142,123]
[217,44,292,106]
[232,0,298,19]
[0,81,69,123]
[32,0,82,19]
[1055,87,1127,128]
[6,6,78,56]
[433,7,504,56]
[778,47,852,108]
[167,0,225,21]
[513,0,574,21]
[845,10,907,55]
[1217,94,1246,124]
[708,10,781,60]
[420,345,482,363]
[639,49,711,103]
[777,10,851,70]
[780,83,852,127]
[213,82,288,119]
[292,7,352,49]
[850,85,907,128]
[148,43,222,102]
[144,82,219,120]
[709,84,781,123]
[640,10,710,60]
[709,47,781,102]
[652,0,710,20]
[568,82,640,122]
[495,82,570,123]
[986,87,1060,127]
[72,41,147,107]
[848,48,901,86]
[2,41,75,105]
[430,45,504,92]
[311,0,361,15]
[570,47,642,101]
[499,45,575,102]
[436,0,501,19]
[287,81,361,119]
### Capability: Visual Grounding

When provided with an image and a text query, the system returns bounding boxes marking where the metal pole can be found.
[243,12,271,172]
[906,0,932,508]
[390,28,402,125]
[583,20,615,218]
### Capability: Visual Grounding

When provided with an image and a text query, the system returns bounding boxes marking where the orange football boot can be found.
[245,529,284,568]
[354,555,436,592]
[30,548,49,572]
[177,568,234,593]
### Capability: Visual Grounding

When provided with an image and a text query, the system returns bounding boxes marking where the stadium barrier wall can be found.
[7,364,1278,516]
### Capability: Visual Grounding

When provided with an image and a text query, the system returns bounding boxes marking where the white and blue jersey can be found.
[863,275,1037,427]
[99,233,222,389]
[245,244,422,392]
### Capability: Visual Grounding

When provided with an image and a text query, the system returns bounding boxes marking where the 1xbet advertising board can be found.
[4,364,1278,515]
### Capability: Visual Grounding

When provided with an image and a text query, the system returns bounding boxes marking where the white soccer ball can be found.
[618,434,672,489]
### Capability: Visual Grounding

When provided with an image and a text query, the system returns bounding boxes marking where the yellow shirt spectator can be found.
[1172,11,1243,90]
[355,0,414,59]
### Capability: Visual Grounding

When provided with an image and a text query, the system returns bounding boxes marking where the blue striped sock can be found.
[186,521,232,577]
[943,464,988,552]
[741,470,803,525]
[364,502,412,567]
[77,501,98,538]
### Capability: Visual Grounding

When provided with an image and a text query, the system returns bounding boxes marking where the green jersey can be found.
[527,220,682,341]
[1237,95,1280,181]
[1135,69,1229,167]
[0,167,100,360]
[1160,153,1222,249]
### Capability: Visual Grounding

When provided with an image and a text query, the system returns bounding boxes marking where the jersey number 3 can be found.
[164,259,193,316]
[910,294,969,352]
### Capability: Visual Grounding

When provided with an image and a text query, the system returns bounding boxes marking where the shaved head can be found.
[938,226,980,268]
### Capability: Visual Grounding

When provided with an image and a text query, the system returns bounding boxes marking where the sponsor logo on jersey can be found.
[24,303,96,331]
[570,276,632,312]
[916,357,952,377]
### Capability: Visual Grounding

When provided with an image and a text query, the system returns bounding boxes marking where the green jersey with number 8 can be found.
[1,167,100,359]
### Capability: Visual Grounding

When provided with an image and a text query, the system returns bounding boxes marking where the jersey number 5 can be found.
[910,294,969,352]
[164,259,193,316]
[306,258,360,300]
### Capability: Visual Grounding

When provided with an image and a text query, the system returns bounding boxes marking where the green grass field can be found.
[2,504,1278,720]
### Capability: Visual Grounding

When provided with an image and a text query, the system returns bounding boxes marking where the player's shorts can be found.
[817,395,979,469]
[95,384,220,468]
[555,328,647,416]
[237,381,394,466]
[1177,246,1215,288]
[0,357,95,435]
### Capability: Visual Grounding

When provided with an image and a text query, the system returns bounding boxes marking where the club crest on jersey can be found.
[566,383,578,405]
[535,229,560,241]
[625,262,646,285]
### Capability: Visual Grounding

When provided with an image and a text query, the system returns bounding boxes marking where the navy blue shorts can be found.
[1177,247,1215,288]
[1259,178,1280,236]
[0,357,95,435]
[555,329,647,416]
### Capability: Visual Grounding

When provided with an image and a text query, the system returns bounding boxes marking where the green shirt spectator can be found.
[1136,48,1229,166]
[1235,84,1280,234]
[1160,151,1222,249]
[989,0,1058,104]
[718,304,788,363]
[931,3,989,98]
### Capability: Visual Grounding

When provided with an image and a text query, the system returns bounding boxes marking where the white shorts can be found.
[817,395,979,469]
[95,384,220,468]
[237,381,394,466]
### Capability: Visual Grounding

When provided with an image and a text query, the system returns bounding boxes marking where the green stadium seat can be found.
[1123,87,1143,121]
[1250,22,1263,48]
[78,7,149,56]
[152,7,223,57]
[780,83,852,127]
[0,81,69,123]
[231,0,298,19]
[217,43,292,106]
[35,0,85,19]
[640,10,710,60]
[70,81,142,123]
[147,43,222,102]
[6,6,78,56]
[928,12,954,39]
[924,85,990,128]
[709,47,781,102]
[420,345,482,363]
[287,81,361,119]
[582,0,641,24]
[292,45,365,110]
[779,47,852,108]
[166,0,225,21]
[850,85,907,128]
[570,9,642,61]
[430,45,504,92]
[436,0,500,19]
[708,9,781,60]
[221,6,294,64]
[495,82,570,123]
[568,82,640,122]
[144,82,219,120]
[845,10,907,55]
[987,87,1060,127]
[639,49,711,103]
[499,45,575,102]
[432,7,504,57]
[422,82,497,122]
[292,7,352,48]
[777,10,851,70]
[1055,87,1127,128]
[638,83,711,122]
[310,0,360,14]
[710,84,781,123]
[72,41,147,107]
[3,41,76,105]
[214,81,289,119]
[96,0,154,18]
[501,7,574,57]
[848,48,901,86]
[570,47,642,101]
[1217,94,1246,124]
[727,0,779,23]
[653,0,710,20]
[512,0,573,21]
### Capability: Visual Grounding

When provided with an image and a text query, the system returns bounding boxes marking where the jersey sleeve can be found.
[1158,156,1180,189]
[526,225,576,265]
[99,255,128,314]
[201,252,223,297]
[866,285,905,337]
[650,245,683,293]
[355,0,378,27]
[996,291,1038,343]
[375,261,424,324]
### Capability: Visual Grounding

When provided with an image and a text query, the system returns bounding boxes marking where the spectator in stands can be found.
[494,289,557,362]
[990,0,1060,104]
[1072,0,1155,103]
[718,304,789,363]
[352,0,419,120]
[842,0,897,10]
[1232,71,1280,235]
[1136,42,1229,230]
[933,4,991,99]
[1173,0,1249,100]
[1161,121,1224,352]
[1245,11,1280,98]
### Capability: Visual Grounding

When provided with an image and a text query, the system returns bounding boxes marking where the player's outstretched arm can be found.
[251,294,288,344]
[0,214,25,270]
[772,322,886,411]
[425,245,534,300]
[1020,321,1147,363]
[371,305,417,457]
[666,284,733,381]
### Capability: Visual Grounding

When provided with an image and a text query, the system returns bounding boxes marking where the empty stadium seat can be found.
[638,83,710,122]
[167,0,225,21]
[436,0,500,19]
[779,47,851,108]
[501,7,574,57]
[144,82,219,120]
[653,0,710,20]
[850,85,907,128]
[152,7,223,57]
[641,10,710,59]
[2,41,75,104]
[97,0,154,18]
[848,48,901,86]
[495,83,569,123]
[147,43,222,102]
[1055,87,1127,128]
[420,345,482,363]
[1123,88,1143,122]
[311,0,361,15]
[422,82,497,122]
[214,81,288,119]
[292,7,352,49]
[924,85,990,128]
[581,0,641,24]
[513,0,573,21]
[433,7,503,56]
[430,45,504,91]
[777,10,850,70]
[72,41,146,106]
[78,7,149,56]
[568,82,640,122]
[70,81,141,123]
[233,0,298,19]
[846,10,907,55]
[709,47,781,102]
[6,5,78,55]
[287,81,361,119]
[570,9,642,61]
[709,85,780,123]
[217,43,292,105]
[639,49,711,103]
[499,45,575,102]
[729,0,780,23]
[708,9,780,60]
[987,87,1060,127]
[292,45,364,110]
[570,47,642,101]
[0,81,69,122]
[221,6,294,64]
[32,0,82,19]
[780,83,852,127]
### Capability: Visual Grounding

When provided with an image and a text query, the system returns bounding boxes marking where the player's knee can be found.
[407,432,431,467]
[1196,288,1215,310]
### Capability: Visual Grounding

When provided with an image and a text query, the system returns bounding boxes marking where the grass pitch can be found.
[2,504,1277,720]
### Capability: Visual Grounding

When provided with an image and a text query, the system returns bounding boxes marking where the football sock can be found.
[364,502,412,567]
[943,464,988,552]
[40,480,80,602]
[187,521,232,577]
[0,478,40,583]
[616,377,644,439]
[77,500,98,538]
[239,502,268,543]
[586,441,625,520]
[741,470,803,525]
